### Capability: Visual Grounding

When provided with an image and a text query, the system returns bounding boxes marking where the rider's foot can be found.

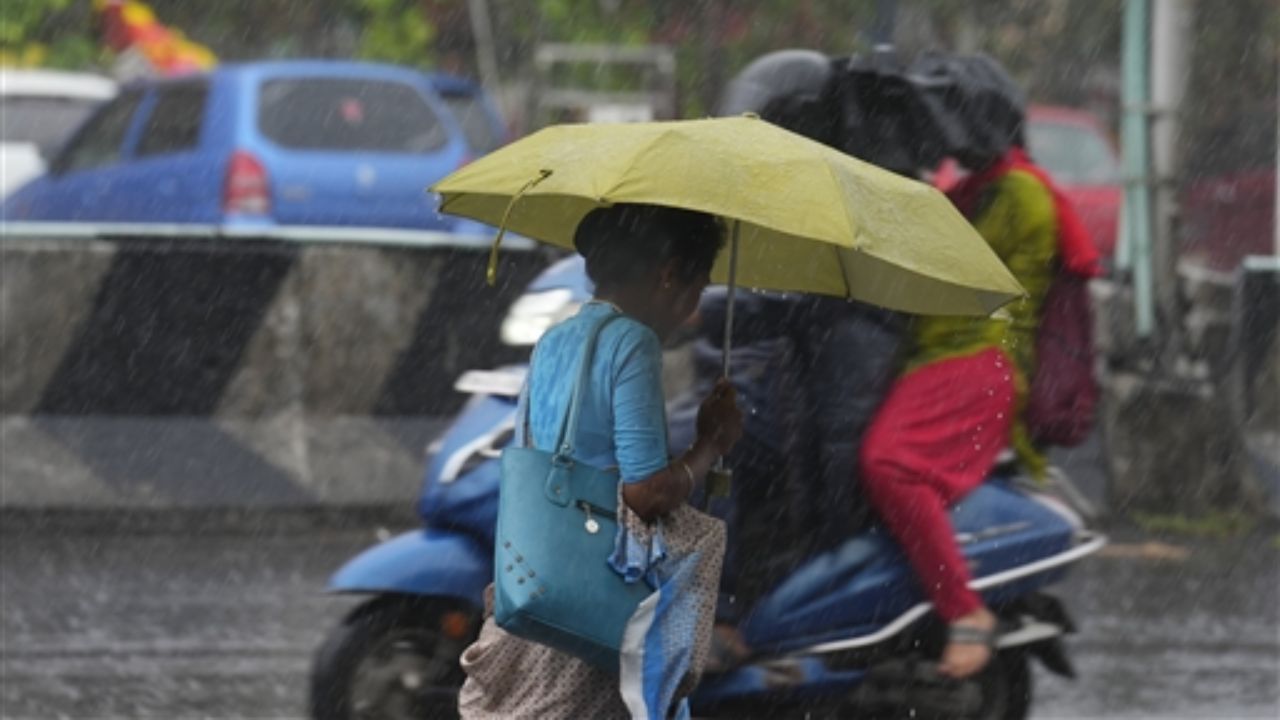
[939,607,997,679]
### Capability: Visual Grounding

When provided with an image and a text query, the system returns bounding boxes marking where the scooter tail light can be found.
[223,150,271,216]
[440,610,472,640]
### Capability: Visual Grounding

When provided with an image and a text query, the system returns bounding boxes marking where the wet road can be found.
[2,518,1277,719]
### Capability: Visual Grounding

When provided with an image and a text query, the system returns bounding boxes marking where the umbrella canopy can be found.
[431,115,1025,317]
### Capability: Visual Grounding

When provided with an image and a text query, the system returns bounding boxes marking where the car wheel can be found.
[310,596,475,720]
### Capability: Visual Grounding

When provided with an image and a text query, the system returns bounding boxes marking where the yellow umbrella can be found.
[430,114,1025,318]
[432,115,1025,499]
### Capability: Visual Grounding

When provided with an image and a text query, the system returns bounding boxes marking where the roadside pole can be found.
[872,0,898,47]
[1121,0,1154,338]
[466,0,501,97]
[1149,0,1192,358]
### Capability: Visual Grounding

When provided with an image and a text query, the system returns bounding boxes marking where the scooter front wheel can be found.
[310,595,476,720]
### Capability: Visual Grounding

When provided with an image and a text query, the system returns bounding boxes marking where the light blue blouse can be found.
[522,302,669,483]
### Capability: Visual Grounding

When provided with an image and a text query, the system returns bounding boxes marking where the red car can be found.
[1182,168,1276,272]
[1024,105,1122,258]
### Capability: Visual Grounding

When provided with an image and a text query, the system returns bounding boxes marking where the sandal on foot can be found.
[948,623,998,650]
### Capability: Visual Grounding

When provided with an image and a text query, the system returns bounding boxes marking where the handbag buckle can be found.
[580,502,601,534]
[578,499,601,532]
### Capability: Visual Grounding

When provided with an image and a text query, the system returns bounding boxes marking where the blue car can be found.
[3,60,505,238]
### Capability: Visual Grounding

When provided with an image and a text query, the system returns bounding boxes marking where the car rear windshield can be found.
[258,77,447,153]
[441,93,502,155]
[137,83,208,157]
[54,91,144,174]
[0,96,106,158]
[1028,121,1120,186]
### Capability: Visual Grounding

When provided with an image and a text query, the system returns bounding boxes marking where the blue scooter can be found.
[310,257,1106,720]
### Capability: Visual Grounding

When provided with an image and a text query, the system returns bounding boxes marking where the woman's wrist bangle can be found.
[678,460,696,494]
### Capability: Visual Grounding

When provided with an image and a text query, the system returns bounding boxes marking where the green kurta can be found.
[907,169,1059,474]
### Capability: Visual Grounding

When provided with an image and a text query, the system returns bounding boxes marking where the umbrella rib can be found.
[598,127,680,201]
[842,246,854,300]
[821,158,861,301]
[822,158,862,250]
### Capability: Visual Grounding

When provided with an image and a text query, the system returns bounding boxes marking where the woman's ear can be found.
[657,260,680,290]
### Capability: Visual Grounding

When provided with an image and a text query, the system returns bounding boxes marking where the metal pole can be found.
[1121,0,1155,337]
[466,0,501,96]
[698,0,726,115]
[1274,53,1280,257]
[872,0,898,48]
[1150,0,1191,353]
[1116,194,1131,271]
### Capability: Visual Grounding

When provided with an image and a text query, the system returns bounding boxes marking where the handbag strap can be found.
[551,310,624,460]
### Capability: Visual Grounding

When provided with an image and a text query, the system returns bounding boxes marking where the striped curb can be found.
[2,231,543,508]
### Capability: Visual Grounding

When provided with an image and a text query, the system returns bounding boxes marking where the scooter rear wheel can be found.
[835,649,1032,720]
[970,649,1033,720]
[310,596,474,720]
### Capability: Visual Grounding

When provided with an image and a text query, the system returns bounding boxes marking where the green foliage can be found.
[349,0,435,67]
[1133,510,1259,539]
[493,0,880,116]
[913,0,1125,107]
[0,0,104,70]
[536,0,653,45]
[0,0,72,47]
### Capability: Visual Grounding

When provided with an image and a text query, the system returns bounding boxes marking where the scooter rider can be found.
[858,53,1078,680]
[675,48,945,640]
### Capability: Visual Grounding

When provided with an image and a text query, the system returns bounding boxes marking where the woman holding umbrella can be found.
[457,203,744,719]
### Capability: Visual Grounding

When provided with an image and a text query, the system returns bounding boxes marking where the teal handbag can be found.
[493,313,655,672]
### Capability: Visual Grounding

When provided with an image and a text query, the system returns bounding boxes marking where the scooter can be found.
[310,257,1106,720]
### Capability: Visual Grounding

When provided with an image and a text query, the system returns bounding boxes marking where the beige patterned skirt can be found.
[457,502,725,719]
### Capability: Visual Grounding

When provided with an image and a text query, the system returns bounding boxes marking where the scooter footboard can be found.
[328,529,491,606]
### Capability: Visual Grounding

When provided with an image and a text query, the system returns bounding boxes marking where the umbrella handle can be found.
[704,465,733,508]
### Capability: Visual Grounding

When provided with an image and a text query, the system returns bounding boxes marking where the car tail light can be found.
[223,151,270,215]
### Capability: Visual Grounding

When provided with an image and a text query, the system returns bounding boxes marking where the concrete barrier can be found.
[1097,257,1280,518]
[1234,257,1280,517]
[1,230,544,508]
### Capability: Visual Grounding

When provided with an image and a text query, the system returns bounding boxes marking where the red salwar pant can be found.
[858,347,1017,621]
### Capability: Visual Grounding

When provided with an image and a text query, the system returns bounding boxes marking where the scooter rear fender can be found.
[327,529,490,607]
